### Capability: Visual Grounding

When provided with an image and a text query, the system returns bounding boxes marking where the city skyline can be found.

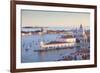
[21,10,90,28]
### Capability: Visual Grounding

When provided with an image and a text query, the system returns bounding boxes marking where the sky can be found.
[21,10,90,28]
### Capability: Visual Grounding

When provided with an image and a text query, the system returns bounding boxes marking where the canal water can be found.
[21,34,77,63]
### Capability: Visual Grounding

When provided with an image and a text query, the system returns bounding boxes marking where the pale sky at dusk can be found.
[21,10,90,28]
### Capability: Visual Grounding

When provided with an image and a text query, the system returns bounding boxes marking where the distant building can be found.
[75,24,88,50]
[40,34,76,49]
[60,34,76,43]
[21,31,32,36]
[40,41,75,49]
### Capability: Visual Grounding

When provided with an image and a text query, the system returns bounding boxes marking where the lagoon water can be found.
[21,34,76,63]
